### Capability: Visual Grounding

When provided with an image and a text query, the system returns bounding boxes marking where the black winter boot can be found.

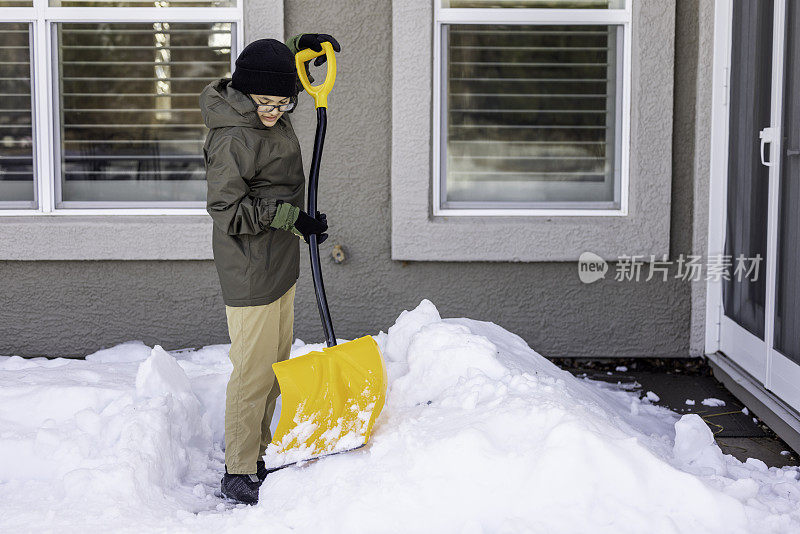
[256,459,283,481]
[256,460,269,482]
[220,466,262,505]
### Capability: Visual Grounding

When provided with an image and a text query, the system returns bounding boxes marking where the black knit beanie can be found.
[231,38,298,97]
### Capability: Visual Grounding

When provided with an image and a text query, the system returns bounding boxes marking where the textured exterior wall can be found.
[0,216,212,260]
[244,0,283,43]
[690,0,715,356]
[0,261,228,357]
[671,0,715,357]
[0,256,691,359]
[0,0,696,359]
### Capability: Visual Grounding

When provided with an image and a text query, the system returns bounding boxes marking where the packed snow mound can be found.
[389,319,508,408]
[85,340,152,363]
[0,300,799,533]
[0,345,226,532]
[382,298,442,362]
[674,413,729,476]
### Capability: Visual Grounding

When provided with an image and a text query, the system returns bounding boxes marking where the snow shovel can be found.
[267,42,387,468]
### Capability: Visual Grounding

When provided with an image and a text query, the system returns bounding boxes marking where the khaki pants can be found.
[224,283,295,474]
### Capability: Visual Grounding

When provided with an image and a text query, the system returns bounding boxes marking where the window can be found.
[0,1,241,213]
[54,22,232,207]
[392,0,671,261]
[434,0,631,215]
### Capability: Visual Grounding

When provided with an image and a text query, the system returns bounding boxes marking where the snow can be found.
[703,398,727,407]
[645,391,660,403]
[686,399,696,405]
[263,399,375,469]
[673,414,728,476]
[1,299,799,533]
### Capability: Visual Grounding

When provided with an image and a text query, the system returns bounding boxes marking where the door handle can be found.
[760,127,775,167]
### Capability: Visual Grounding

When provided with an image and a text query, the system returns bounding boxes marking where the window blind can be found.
[443,0,623,8]
[55,22,232,205]
[0,22,35,207]
[442,23,621,208]
[49,1,234,7]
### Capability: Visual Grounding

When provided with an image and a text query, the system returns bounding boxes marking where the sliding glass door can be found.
[719,0,800,411]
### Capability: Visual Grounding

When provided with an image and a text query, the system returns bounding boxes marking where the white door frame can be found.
[705,0,734,357]
[706,0,800,411]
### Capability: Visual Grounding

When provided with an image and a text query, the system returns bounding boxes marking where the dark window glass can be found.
[722,0,774,339]
[443,0,624,8]
[50,0,234,7]
[0,22,35,208]
[442,24,622,209]
[55,22,232,205]
[775,0,800,362]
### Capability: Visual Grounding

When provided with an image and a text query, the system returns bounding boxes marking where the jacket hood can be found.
[199,78,265,130]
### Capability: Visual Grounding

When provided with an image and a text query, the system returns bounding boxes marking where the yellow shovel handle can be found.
[295,41,337,109]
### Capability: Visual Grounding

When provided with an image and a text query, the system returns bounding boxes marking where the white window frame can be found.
[0,0,243,217]
[432,3,633,217]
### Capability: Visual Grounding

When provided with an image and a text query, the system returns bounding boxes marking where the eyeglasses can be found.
[249,97,295,113]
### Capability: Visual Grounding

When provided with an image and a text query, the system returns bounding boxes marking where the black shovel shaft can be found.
[308,107,337,348]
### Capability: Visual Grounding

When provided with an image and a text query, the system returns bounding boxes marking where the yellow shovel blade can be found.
[269,336,387,465]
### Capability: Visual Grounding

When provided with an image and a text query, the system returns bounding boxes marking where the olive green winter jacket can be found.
[199,34,318,307]
[200,78,305,306]
[199,77,305,307]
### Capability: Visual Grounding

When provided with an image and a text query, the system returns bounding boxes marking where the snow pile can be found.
[200,300,800,533]
[674,413,729,476]
[133,346,212,487]
[389,322,508,407]
[673,413,800,514]
[1,300,799,533]
[0,345,225,531]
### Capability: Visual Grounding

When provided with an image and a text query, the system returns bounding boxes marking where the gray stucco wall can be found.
[690,0,715,357]
[0,0,699,359]
[671,0,715,357]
